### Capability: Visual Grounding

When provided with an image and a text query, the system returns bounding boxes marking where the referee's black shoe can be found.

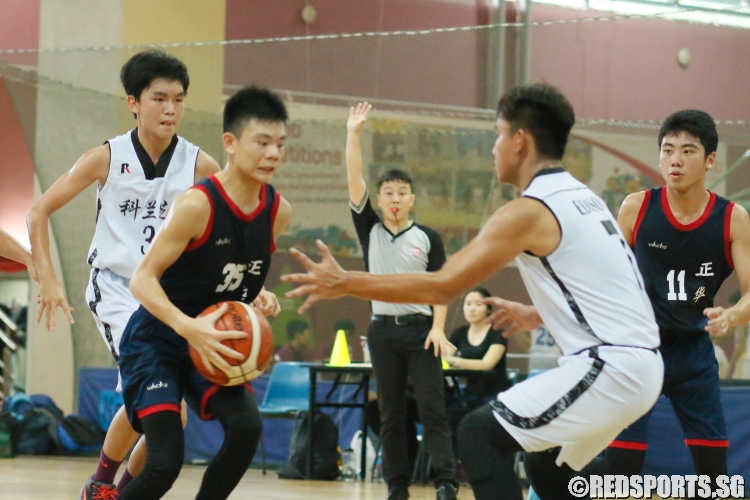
[436,483,458,500]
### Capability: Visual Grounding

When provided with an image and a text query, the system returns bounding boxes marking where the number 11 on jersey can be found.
[667,269,687,301]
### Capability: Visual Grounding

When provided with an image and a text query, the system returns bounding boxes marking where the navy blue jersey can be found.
[158,175,279,317]
[632,187,734,338]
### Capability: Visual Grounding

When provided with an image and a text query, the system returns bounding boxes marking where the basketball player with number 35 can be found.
[117,86,291,500]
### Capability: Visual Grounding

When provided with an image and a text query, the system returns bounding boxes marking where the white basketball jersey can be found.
[515,168,658,355]
[87,130,198,278]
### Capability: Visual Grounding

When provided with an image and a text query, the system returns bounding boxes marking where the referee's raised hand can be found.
[347,102,372,134]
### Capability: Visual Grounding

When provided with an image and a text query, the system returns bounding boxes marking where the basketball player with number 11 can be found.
[116,86,291,500]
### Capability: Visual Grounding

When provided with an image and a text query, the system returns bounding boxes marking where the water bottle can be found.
[341,448,357,480]
[361,336,371,363]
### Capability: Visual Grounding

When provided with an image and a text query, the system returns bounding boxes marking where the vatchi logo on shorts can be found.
[409,246,422,258]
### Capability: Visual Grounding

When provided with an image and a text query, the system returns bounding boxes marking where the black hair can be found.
[376,169,413,191]
[120,49,189,99]
[658,110,718,157]
[464,287,493,315]
[496,83,575,160]
[333,319,356,333]
[286,320,310,341]
[223,85,288,136]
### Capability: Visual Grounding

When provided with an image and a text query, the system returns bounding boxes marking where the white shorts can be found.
[493,345,664,471]
[85,267,139,362]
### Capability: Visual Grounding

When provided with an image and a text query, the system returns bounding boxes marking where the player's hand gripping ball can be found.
[189,301,274,386]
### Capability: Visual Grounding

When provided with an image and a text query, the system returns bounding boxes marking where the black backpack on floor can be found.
[57,415,105,453]
[16,406,64,455]
[277,411,341,480]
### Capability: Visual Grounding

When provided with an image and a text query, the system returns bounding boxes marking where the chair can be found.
[257,362,311,474]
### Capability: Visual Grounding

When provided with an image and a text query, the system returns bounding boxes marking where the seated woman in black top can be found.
[444,287,509,410]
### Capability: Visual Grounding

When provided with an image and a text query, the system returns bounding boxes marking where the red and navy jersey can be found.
[632,187,734,339]
[158,175,279,316]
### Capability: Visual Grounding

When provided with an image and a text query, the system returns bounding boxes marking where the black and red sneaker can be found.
[80,476,118,500]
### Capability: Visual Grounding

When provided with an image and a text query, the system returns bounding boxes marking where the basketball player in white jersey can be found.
[28,50,279,500]
[281,83,664,500]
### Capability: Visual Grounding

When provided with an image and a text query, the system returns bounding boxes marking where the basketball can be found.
[189,301,274,386]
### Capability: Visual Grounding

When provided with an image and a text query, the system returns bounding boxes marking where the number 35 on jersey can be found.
[216,261,264,292]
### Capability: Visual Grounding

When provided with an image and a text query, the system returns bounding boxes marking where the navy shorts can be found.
[611,333,727,450]
[119,306,248,433]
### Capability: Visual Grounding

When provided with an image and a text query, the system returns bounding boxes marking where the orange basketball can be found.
[189,301,275,386]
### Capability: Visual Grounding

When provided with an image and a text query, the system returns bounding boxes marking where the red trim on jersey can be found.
[209,175,268,222]
[661,187,716,231]
[631,190,651,246]
[137,403,181,420]
[609,440,648,451]
[185,184,214,251]
[270,192,281,254]
[200,383,222,420]
[725,201,735,269]
[244,382,255,395]
[684,438,729,448]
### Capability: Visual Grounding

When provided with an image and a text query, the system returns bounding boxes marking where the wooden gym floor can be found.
[0,456,476,499]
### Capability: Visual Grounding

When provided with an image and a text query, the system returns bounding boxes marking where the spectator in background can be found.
[443,288,510,407]
[443,288,509,463]
[274,320,314,362]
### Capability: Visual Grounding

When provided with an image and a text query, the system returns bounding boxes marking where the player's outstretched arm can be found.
[194,150,222,183]
[706,204,750,336]
[484,297,543,336]
[617,191,647,246]
[129,189,246,373]
[282,196,561,312]
[0,228,36,282]
[27,145,110,330]
[346,102,371,206]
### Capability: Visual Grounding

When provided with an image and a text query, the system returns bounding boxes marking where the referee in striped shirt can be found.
[345,103,457,500]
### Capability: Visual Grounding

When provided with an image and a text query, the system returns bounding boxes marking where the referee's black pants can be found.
[368,318,456,490]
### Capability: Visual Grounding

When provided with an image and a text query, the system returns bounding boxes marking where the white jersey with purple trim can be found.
[514,168,659,355]
[87,130,198,278]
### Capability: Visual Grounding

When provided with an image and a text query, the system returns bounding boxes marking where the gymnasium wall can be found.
[224,0,750,124]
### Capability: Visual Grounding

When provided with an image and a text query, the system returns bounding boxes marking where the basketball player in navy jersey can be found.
[117,86,291,500]
[603,110,750,484]
[0,227,37,281]
[28,50,278,499]
[282,83,664,500]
